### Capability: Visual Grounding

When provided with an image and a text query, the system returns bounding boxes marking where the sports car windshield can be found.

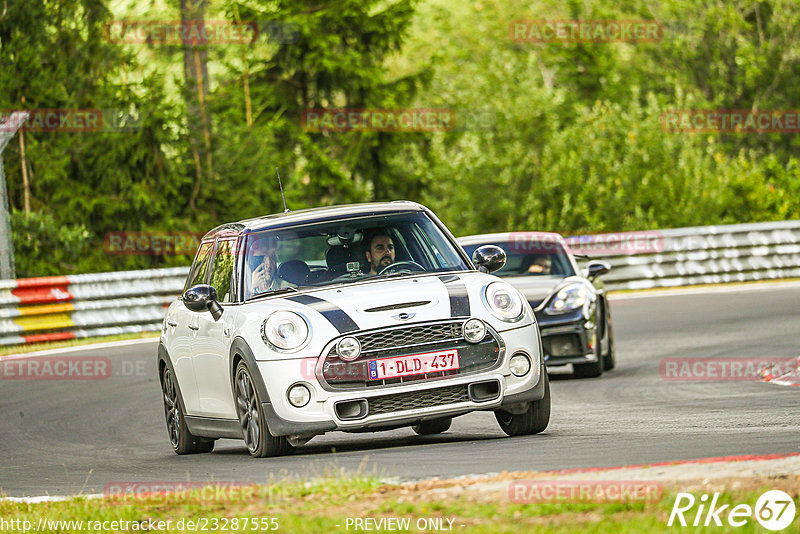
[461,241,576,278]
[243,212,469,300]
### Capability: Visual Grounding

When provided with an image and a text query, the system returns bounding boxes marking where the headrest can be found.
[326,246,358,272]
[277,260,310,285]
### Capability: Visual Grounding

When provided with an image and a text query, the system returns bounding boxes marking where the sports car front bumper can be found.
[535,308,598,366]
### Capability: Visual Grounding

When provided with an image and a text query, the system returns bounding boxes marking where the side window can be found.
[208,239,235,303]
[184,241,214,293]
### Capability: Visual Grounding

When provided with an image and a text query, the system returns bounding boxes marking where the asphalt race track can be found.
[1,284,798,497]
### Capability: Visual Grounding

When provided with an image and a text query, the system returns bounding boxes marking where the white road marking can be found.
[609,281,800,300]
[0,336,159,359]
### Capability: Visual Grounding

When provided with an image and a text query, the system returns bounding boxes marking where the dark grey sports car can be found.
[459,232,614,378]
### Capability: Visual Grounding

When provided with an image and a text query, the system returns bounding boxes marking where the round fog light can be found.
[509,354,531,377]
[288,384,311,408]
[463,318,487,343]
[337,336,361,361]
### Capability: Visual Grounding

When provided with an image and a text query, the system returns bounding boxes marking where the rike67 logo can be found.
[668,490,796,531]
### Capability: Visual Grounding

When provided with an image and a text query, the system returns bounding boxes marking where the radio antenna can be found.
[276,167,290,213]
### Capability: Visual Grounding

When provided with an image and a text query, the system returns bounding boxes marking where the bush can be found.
[10,211,92,277]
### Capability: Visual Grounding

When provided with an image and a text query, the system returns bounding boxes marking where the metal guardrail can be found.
[584,220,800,291]
[0,267,188,346]
[0,220,797,347]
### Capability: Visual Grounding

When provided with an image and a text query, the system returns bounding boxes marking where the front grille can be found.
[321,320,503,390]
[367,384,470,416]
[354,322,463,353]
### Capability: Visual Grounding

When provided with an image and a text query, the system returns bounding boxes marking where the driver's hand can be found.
[252,263,268,290]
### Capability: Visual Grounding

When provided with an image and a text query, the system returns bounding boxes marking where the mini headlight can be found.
[288,384,311,407]
[483,282,524,322]
[337,336,361,361]
[509,353,531,377]
[544,283,590,315]
[262,311,310,351]
[463,318,487,343]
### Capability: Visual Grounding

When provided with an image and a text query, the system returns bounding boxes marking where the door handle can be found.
[223,327,232,336]
[167,320,178,327]
[188,324,200,331]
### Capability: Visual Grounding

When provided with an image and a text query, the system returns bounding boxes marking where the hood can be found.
[239,271,535,360]
[500,275,565,308]
[307,275,455,331]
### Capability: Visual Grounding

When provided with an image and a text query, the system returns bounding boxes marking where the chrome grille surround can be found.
[355,321,463,353]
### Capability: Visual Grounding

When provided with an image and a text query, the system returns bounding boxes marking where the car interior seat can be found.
[277,259,311,286]
[326,246,360,275]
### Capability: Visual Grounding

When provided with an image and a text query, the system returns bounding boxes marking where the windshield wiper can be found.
[249,286,300,301]
[374,270,416,280]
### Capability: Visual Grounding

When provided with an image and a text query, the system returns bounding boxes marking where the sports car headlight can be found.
[262,311,310,351]
[545,283,590,314]
[483,282,524,322]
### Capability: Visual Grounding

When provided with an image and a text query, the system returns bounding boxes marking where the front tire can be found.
[602,302,616,371]
[412,417,452,435]
[234,362,291,458]
[495,371,550,436]
[161,366,214,454]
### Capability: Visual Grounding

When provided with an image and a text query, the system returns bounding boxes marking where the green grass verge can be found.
[1,476,794,533]
[0,331,158,357]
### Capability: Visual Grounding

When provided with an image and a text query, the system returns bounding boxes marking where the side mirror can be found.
[586,261,610,280]
[183,284,224,321]
[471,245,507,274]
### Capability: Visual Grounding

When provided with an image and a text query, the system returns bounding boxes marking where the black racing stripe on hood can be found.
[437,274,470,317]
[286,294,359,333]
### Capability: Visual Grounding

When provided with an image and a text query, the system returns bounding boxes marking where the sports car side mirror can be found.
[471,245,507,274]
[586,261,610,280]
[183,284,224,321]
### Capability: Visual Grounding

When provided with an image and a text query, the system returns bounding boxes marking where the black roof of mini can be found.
[202,201,427,240]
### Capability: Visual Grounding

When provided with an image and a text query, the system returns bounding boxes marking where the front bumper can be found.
[256,323,544,437]
[534,308,597,366]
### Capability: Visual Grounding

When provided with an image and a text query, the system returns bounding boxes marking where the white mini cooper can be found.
[159,202,549,457]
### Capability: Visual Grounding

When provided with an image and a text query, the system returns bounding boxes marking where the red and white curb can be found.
[4,453,799,503]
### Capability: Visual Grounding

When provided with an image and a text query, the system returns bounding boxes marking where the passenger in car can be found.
[526,254,552,275]
[247,235,292,295]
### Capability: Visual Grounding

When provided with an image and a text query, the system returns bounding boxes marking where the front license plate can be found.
[367,349,460,380]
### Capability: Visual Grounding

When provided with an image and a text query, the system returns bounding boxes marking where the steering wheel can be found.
[377,260,426,276]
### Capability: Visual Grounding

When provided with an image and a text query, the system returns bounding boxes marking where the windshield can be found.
[461,240,575,278]
[243,211,469,300]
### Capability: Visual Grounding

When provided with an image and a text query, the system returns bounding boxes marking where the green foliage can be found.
[409,0,800,235]
[2,0,800,276]
[10,210,92,277]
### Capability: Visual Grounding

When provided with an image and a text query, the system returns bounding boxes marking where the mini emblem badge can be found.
[392,312,415,321]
